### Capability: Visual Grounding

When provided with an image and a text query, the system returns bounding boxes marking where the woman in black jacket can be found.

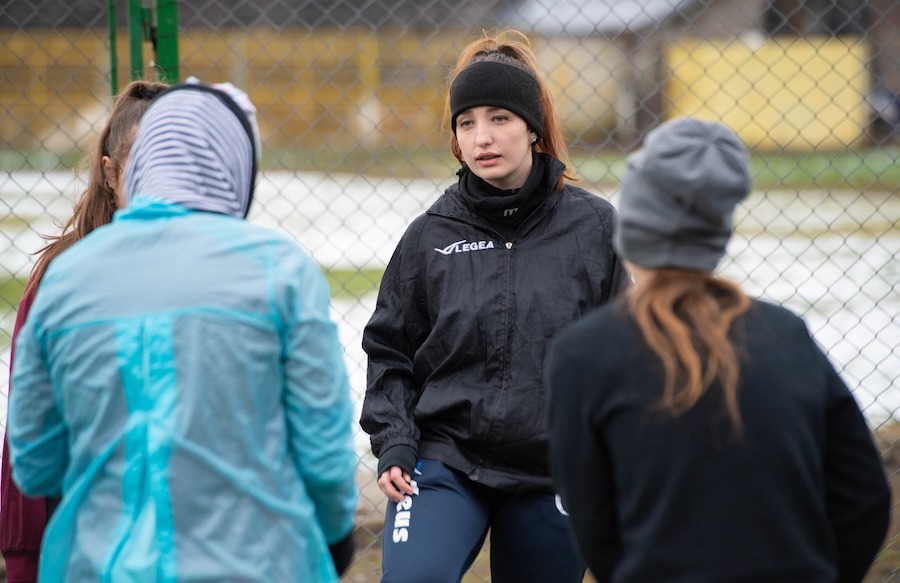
[360,29,629,582]
[546,117,891,583]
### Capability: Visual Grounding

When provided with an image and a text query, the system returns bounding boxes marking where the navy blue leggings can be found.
[381,459,585,583]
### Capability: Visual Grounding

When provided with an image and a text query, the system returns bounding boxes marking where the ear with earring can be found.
[530,135,537,144]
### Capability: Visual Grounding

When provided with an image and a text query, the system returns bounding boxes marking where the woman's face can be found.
[455,106,535,190]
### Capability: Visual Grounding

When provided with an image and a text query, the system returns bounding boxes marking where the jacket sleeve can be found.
[8,297,69,498]
[585,194,631,304]
[816,340,891,583]
[545,331,620,581]
[359,228,427,468]
[602,205,632,302]
[1,284,55,581]
[279,248,358,545]
[605,249,631,301]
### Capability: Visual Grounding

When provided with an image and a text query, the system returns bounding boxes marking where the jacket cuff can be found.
[3,550,39,583]
[376,445,417,477]
[328,531,355,577]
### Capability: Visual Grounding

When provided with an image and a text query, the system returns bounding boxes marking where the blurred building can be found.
[509,0,900,147]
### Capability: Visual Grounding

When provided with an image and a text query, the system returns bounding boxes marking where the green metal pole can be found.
[109,0,118,96]
[128,0,143,80]
[154,0,180,84]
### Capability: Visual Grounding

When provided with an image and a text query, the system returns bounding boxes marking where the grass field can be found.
[4,145,900,192]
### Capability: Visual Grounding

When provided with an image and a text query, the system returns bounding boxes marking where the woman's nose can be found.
[475,126,493,145]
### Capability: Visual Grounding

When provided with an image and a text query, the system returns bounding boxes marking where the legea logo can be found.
[434,239,496,255]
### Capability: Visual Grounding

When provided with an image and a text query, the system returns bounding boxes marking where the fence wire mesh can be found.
[1,0,898,581]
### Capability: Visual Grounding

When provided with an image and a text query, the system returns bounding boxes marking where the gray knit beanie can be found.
[614,117,751,272]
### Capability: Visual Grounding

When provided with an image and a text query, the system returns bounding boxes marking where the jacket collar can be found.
[428,154,567,229]
[114,195,198,222]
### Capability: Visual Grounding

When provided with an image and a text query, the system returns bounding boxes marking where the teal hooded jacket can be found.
[9,197,358,582]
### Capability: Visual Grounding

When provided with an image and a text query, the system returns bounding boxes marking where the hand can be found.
[378,465,415,503]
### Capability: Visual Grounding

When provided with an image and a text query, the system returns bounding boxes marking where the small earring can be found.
[530,135,537,143]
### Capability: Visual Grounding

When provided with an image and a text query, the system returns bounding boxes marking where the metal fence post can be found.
[108,0,118,96]
[154,0,179,84]
[114,0,179,92]
[128,0,145,81]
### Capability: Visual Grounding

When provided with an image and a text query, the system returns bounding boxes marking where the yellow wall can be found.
[666,37,870,151]
[0,30,874,153]
[0,30,110,150]
[0,28,460,152]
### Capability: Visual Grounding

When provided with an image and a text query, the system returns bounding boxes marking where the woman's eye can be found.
[493,115,508,123]
[459,120,473,128]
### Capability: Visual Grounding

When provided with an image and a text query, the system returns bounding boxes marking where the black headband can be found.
[449,61,544,140]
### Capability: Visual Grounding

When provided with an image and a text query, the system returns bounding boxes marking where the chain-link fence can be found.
[1,0,898,581]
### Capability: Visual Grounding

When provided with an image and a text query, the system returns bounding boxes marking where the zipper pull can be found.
[505,242,512,250]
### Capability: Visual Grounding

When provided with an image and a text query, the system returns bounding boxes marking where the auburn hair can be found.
[441,29,576,190]
[628,268,751,432]
[24,80,168,297]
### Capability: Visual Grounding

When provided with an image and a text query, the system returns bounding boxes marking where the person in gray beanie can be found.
[8,80,358,582]
[546,117,890,583]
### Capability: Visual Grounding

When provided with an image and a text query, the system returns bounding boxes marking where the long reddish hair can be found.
[24,80,168,297]
[442,29,576,190]
[628,269,751,432]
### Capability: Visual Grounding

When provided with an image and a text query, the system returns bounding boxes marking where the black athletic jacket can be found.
[360,157,629,493]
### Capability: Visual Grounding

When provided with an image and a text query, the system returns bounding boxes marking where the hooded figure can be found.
[8,81,358,582]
